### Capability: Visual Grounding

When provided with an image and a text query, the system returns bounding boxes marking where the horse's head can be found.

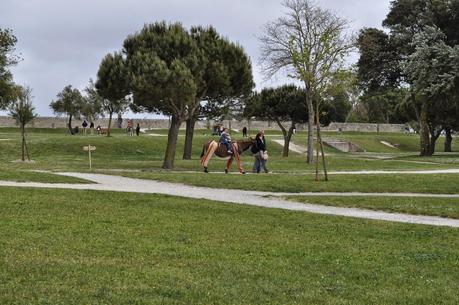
[237,137,256,152]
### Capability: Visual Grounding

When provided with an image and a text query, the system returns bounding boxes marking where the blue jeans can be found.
[221,140,232,152]
[253,152,268,173]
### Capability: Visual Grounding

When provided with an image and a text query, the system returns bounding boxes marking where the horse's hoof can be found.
[242,171,246,175]
[224,169,228,174]
[204,167,209,173]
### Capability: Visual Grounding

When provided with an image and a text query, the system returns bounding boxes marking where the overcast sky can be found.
[1,0,391,117]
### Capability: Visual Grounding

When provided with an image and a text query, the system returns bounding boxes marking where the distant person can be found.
[82,120,88,134]
[242,126,248,138]
[252,130,269,173]
[220,128,233,154]
[136,123,140,136]
[89,121,95,134]
[96,125,101,134]
[127,119,133,136]
[292,124,296,135]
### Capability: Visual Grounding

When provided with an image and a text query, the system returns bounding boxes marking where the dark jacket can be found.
[252,134,266,153]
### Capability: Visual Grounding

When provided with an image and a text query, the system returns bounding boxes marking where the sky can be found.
[1,0,391,117]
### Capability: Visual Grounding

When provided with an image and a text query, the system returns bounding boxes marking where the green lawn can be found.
[1,128,458,175]
[286,196,459,219]
[116,171,459,194]
[0,169,91,184]
[1,187,458,305]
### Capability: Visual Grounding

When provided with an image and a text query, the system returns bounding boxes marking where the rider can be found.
[220,128,233,154]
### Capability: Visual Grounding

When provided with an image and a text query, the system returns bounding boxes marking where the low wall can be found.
[0,116,406,133]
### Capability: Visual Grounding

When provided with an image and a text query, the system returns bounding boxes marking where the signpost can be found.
[83,145,96,170]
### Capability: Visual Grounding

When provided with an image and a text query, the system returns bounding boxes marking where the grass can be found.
[0,187,458,304]
[0,128,458,174]
[286,196,459,219]
[0,169,91,184]
[116,171,459,194]
[1,127,458,192]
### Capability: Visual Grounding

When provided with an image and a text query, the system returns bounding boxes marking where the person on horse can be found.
[220,128,233,154]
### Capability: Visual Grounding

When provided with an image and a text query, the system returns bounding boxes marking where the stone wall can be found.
[0,116,406,133]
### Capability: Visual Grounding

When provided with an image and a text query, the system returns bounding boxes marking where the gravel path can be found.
[272,139,307,154]
[0,172,458,228]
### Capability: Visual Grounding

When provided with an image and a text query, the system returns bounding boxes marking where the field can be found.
[0,127,459,304]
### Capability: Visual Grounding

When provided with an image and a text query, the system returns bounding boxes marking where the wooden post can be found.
[88,144,92,170]
[83,145,96,170]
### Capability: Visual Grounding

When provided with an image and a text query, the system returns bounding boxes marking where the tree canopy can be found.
[50,85,84,135]
[95,52,131,136]
[0,28,20,109]
[124,22,201,169]
[259,0,354,164]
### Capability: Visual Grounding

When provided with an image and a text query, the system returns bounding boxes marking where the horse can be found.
[200,138,255,174]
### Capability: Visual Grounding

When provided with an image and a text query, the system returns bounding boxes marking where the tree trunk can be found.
[445,127,453,152]
[163,115,182,169]
[283,130,294,158]
[428,127,441,156]
[107,111,113,137]
[68,114,74,135]
[21,125,25,161]
[275,120,292,157]
[183,116,197,160]
[419,101,430,156]
[306,91,314,164]
[315,107,328,181]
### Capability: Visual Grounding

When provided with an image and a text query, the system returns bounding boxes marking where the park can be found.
[1,0,459,304]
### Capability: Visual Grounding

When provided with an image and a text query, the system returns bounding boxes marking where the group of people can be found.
[219,127,269,174]
[126,120,141,136]
[80,120,95,134]
[80,120,141,136]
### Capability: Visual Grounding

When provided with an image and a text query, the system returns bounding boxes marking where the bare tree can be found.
[9,86,37,161]
[259,0,354,170]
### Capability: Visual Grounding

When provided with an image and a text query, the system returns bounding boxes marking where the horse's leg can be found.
[236,154,245,174]
[233,143,245,174]
[225,158,233,174]
[201,141,218,173]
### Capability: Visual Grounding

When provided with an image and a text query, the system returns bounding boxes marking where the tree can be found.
[182,26,254,160]
[0,28,20,109]
[259,0,354,170]
[95,52,131,137]
[403,26,459,156]
[124,22,201,169]
[50,85,84,135]
[382,0,459,156]
[319,69,357,125]
[81,80,103,123]
[9,86,37,161]
[245,85,308,157]
[356,28,407,124]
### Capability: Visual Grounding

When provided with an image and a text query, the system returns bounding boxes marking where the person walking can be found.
[242,126,248,138]
[136,123,140,136]
[89,121,95,134]
[82,120,88,134]
[127,119,133,136]
[252,130,269,173]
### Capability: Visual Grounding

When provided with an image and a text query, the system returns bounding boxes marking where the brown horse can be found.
[200,138,255,174]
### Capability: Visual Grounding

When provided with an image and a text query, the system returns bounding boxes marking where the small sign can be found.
[83,145,96,170]
[83,145,96,151]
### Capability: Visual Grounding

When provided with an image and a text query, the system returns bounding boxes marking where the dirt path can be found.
[0,172,458,228]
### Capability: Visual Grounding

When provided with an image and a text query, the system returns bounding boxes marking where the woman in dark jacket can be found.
[252,130,269,173]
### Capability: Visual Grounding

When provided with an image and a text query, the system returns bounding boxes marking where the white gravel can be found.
[0,172,458,228]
